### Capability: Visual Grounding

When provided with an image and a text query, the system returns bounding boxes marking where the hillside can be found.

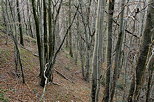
[0,31,91,102]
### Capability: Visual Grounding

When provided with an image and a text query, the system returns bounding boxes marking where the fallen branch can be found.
[54,68,75,84]
[51,82,61,86]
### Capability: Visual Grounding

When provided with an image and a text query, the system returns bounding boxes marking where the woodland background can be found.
[0,0,154,102]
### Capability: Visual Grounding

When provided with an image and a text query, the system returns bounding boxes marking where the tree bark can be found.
[91,0,105,101]
[68,0,73,57]
[43,0,48,63]
[128,1,154,101]
[110,0,126,101]
[16,0,24,46]
[31,0,44,79]
[103,0,115,102]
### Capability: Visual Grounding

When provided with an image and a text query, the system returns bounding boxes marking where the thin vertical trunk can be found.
[91,0,105,101]
[134,11,153,102]
[48,0,54,82]
[85,0,92,82]
[16,0,24,46]
[27,0,34,38]
[110,1,125,102]
[146,71,153,102]
[31,0,44,79]
[129,1,154,101]
[103,0,115,102]
[68,0,73,57]
[43,0,48,62]
[127,75,135,102]
[5,0,25,84]
[48,0,53,59]
[146,42,154,102]
[77,13,85,78]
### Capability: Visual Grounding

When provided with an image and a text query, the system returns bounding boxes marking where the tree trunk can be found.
[43,0,48,63]
[31,0,44,78]
[103,0,115,102]
[91,0,105,101]
[127,75,135,102]
[16,0,24,46]
[68,0,73,57]
[129,1,154,101]
[110,0,125,101]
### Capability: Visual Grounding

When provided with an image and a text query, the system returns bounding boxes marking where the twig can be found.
[52,82,61,86]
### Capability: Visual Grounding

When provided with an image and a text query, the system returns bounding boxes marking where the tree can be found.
[2,0,25,84]
[91,0,105,101]
[31,0,44,78]
[68,0,73,57]
[145,41,154,102]
[110,0,126,101]
[16,0,24,46]
[77,0,92,81]
[128,0,154,101]
[103,0,115,101]
[43,0,48,63]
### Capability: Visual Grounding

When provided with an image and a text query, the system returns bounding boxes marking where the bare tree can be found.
[91,0,105,101]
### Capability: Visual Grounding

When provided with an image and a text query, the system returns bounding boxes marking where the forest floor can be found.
[0,30,93,102]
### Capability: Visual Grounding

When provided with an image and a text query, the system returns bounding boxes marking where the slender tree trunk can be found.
[68,0,73,57]
[128,1,154,101]
[91,0,105,101]
[43,0,48,62]
[4,0,25,84]
[134,8,154,102]
[48,0,54,82]
[85,0,92,82]
[31,0,44,79]
[146,42,154,102]
[110,0,125,102]
[146,70,153,102]
[16,0,24,46]
[27,0,34,38]
[127,75,135,102]
[103,0,115,102]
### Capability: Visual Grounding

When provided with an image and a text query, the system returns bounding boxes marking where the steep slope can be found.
[0,31,91,102]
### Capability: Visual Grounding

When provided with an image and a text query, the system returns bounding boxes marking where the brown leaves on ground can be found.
[0,32,91,102]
